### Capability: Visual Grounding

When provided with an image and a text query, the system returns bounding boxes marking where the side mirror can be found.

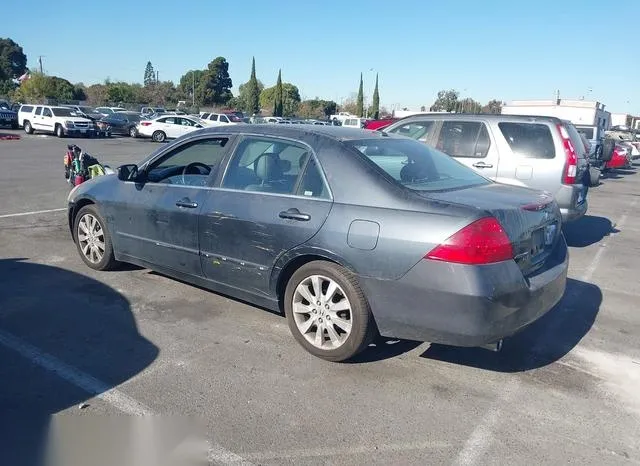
[117,164,139,181]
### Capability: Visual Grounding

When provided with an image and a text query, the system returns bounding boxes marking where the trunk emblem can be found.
[544,223,557,246]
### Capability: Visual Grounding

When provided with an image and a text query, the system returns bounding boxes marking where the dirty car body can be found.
[67,125,568,358]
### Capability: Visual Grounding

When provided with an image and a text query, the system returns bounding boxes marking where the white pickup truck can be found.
[329,112,358,124]
[21,105,96,137]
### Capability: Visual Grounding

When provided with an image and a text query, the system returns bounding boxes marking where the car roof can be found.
[192,124,396,142]
[390,113,563,125]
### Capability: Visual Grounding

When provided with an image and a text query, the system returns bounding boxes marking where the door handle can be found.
[176,199,198,208]
[472,161,493,168]
[279,208,311,221]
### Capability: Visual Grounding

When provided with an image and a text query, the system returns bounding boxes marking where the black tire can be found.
[11,122,18,130]
[73,205,119,271]
[589,166,601,186]
[23,120,33,134]
[284,260,377,362]
[151,130,166,142]
[129,126,138,138]
[55,124,65,138]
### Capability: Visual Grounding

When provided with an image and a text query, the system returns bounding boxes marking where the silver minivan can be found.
[383,114,589,222]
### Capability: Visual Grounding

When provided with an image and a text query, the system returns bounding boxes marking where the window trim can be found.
[219,134,333,200]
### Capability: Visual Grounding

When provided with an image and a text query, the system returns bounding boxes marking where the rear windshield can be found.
[345,137,490,192]
[577,127,594,139]
[498,122,556,159]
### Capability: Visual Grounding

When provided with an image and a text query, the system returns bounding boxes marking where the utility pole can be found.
[38,56,44,73]
[156,71,159,83]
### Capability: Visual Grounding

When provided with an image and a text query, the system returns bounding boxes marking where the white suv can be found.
[21,105,96,137]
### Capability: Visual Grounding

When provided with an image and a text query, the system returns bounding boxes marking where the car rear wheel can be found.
[129,126,138,138]
[74,205,118,271]
[284,261,377,362]
[152,130,166,142]
[24,121,33,134]
[589,166,601,186]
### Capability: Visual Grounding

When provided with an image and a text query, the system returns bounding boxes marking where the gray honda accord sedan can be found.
[67,125,568,361]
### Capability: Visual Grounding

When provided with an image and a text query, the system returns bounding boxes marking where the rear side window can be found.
[436,121,491,158]
[20,105,34,113]
[498,123,556,159]
[577,127,594,139]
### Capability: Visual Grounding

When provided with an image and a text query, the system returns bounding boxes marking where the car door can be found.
[433,119,499,179]
[110,135,235,276]
[38,107,56,133]
[176,117,200,136]
[199,136,333,295]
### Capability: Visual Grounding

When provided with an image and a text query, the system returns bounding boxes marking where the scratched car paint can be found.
[67,125,568,362]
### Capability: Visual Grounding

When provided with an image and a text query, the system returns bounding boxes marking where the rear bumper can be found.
[359,236,568,346]
[555,183,587,223]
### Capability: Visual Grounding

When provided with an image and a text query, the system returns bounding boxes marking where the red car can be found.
[364,118,398,131]
[605,145,632,169]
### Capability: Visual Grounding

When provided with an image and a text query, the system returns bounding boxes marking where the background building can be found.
[501,99,610,130]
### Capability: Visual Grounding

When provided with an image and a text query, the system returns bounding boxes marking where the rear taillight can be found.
[425,217,513,265]
[141,122,152,126]
[556,124,577,184]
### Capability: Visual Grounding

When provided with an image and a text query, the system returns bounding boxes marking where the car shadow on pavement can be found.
[563,215,619,247]
[0,258,158,466]
[420,278,601,373]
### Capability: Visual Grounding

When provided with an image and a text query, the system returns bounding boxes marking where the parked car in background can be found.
[201,112,244,126]
[141,107,165,116]
[365,118,399,131]
[98,111,143,137]
[342,118,370,129]
[576,125,605,159]
[0,101,18,129]
[605,145,632,169]
[137,115,207,142]
[95,106,127,117]
[383,114,589,223]
[67,125,568,362]
[21,105,95,137]
[60,105,104,122]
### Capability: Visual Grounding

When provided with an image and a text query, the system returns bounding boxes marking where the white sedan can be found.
[137,115,208,142]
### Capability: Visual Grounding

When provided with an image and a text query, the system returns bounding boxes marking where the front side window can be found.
[219,115,229,123]
[146,138,229,186]
[436,121,491,158]
[498,123,556,159]
[35,106,43,116]
[387,120,436,143]
[345,137,490,192]
[222,137,313,195]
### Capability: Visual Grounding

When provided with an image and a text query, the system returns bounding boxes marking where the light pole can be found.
[192,71,195,107]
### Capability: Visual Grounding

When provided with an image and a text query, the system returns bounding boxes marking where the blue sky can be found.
[4,0,640,114]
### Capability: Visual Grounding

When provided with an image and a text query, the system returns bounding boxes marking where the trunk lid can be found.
[425,183,562,275]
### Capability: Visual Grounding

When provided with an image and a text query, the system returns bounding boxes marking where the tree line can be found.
[1,37,501,118]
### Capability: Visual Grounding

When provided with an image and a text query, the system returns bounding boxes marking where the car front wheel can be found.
[284,261,377,362]
[74,205,118,271]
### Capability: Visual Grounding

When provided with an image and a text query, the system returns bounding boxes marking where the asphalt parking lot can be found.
[1,130,639,466]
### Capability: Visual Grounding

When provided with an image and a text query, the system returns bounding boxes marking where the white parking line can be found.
[454,200,637,465]
[0,328,254,466]
[0,208,66,218]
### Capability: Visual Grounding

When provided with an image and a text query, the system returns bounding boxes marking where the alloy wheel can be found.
[292,275,353,349]
[77,213,105,264]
